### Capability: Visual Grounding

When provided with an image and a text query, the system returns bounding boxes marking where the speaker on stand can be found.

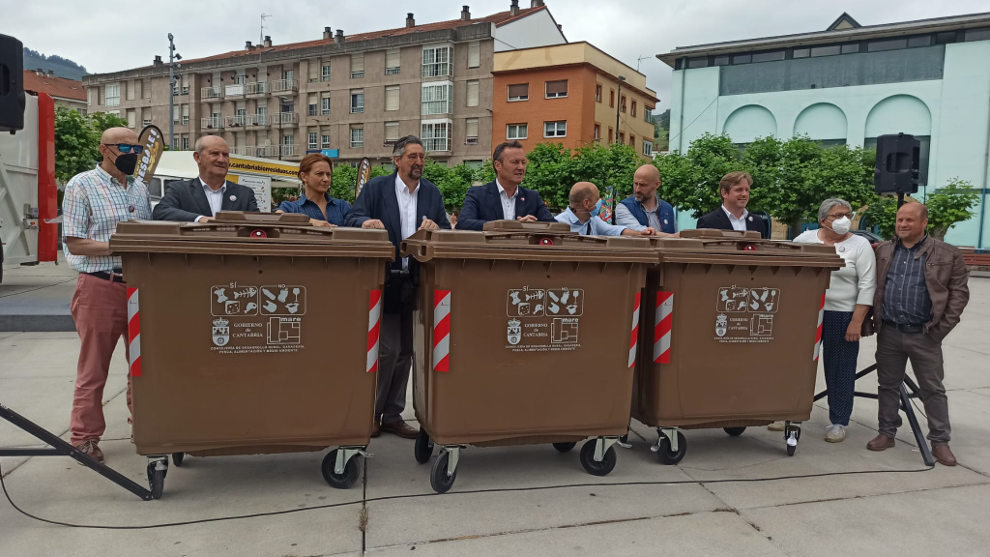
[874,132,920,207]
[0,33,25,133]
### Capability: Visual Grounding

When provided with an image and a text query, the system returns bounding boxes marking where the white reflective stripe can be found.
[813,340,822,361]
[432,334,450,366]
[129,333,141,365]
[434,291,451,324]
[368,296,381,332]
[367,338,379,371]
[628,302,640,368]
[654,330,672,362]
[127,289,139,320]
[656,294,673,325]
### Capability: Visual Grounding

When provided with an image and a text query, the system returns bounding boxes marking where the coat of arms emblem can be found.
[715,314,728,338]
[506,318,522,345]
[212,318,230,346]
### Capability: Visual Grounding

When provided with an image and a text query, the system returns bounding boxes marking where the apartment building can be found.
[492,42,658,157]
[82,1,566,165]
[23,70,87,114]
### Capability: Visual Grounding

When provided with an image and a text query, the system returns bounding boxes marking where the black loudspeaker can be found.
[874,133,920,194]
[0,34,25,133]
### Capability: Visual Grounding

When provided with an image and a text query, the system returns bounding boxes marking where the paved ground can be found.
[1,262,988,556]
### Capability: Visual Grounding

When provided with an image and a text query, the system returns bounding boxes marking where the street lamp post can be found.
[167,34,181,149]
[615,75,625,145]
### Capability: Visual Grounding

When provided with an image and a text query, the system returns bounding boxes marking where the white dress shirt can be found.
[555,207,628,236]
[495,179,518,221]
[198,178,226,222]
[394,173,419,269]
[721,205,749,232]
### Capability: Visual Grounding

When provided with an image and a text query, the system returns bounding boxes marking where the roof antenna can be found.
[260,13,271,44]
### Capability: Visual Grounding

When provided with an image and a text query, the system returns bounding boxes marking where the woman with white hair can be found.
[792,198,876,443]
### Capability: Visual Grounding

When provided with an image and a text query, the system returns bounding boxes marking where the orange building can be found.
[492,42,658,158]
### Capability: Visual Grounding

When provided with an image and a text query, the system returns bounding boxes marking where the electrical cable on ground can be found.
[0,460,934,531]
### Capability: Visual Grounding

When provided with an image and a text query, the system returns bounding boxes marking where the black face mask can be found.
[113,152,138,175]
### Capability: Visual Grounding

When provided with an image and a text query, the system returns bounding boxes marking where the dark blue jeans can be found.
[822,310,860,426]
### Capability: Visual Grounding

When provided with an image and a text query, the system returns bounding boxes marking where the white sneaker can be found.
[767,421,786,431]
[824,424,847,443]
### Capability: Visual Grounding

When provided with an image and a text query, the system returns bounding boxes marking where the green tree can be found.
[865,178,980,240]
[656,133,741,218]
[331,164,358,203]
[54,107,99,184]
[521,142,575,210]
[89,111,128,133]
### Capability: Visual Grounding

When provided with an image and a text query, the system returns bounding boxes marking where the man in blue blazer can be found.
[152,135,259,222]
[615,164,677,235]
[695,171,770,238]
[345,136,450,439]
[456,140,554,230]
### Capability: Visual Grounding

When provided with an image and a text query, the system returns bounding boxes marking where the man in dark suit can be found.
[344,136,450,439]
[152,135,259,222]
[456,140,554,230]
[695,171,770,238]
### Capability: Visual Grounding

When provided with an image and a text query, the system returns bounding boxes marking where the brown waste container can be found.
[633,229,844,464]
[110,211,394,497]
[399,221,655,493]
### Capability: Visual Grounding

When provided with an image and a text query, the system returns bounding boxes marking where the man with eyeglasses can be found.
[62,127,153,463]
[152,135,258,222]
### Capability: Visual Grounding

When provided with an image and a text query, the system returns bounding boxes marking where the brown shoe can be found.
[867,434,895,451]
[379,420,418,439]
[74,439,105,463]
[932,443,957,466]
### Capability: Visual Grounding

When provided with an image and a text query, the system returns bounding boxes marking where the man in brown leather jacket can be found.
[866,202,969,466]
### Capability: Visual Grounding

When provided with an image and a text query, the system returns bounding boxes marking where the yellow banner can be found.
[228,157,299,178]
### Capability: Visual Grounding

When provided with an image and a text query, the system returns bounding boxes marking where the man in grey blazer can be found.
[152,135,259,222]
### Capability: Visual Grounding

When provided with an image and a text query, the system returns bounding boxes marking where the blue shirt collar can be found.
[299,191,338,206]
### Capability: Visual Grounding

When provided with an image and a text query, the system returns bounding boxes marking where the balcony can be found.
[201,116,224,130]
[224,83,246,97]
[172,86,190,96]
[226,114,269,128]
[230,146,254,156]
[270,78,298,93]
[272,112,298,127]
[279,144,296,157]
[201,86,223,100]
[245,81,269,96]
[255,145,279,158]
[465,136,479,145]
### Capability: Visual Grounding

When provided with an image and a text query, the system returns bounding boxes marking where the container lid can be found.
[650,229,844,269]
[401,221,656,264]
[111,211,394,259]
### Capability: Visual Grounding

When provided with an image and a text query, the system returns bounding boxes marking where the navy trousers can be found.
[821,310,860,426]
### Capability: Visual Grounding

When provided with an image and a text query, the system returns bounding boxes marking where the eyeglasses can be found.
[102,143,144,154]
[826,212,854,220]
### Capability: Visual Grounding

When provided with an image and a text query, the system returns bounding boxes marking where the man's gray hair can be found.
[392,135,423,158]
[193,134,221,154]
[818,197,852,223]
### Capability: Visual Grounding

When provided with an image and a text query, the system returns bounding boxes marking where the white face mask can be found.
[830,216,851,235]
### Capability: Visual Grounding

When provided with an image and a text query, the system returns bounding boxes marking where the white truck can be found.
[0,91,58,283]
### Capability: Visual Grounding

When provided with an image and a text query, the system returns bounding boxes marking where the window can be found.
[181,135,190,150]
[308,132,318,150]
[421,120,451,152]
[172,136,179,150]
[126,81,135,101]
[318,63,331,82]
[465,118,479,144]
[732,53,752,64]
[386,48,400,75]
[350,125,364,148]
[421,82,452,115]
[321,94,331,116]
[687,56,709,68]
[181,104,189,125]
[644,107,652,123]
[621,95,627,113]
[507,83,528,102]
[422,45,452,77]
[466,80,479,107]
[840,43,861,54]
[467,41,480,68]
[811,45,841,57]
[105,83,120,107]
[643,140,653,157]
[321,134,330,149]
[631,101,637,117]
[256,106,267,125]
[126,109,136,128]
[506,123,527,140]
[618,132,625,144]
[868,38,907,52]
[308,93,318,116]
[172,105,179,122]
[630,135,635,149]
[385,85,400,111]
[751,50,785,63]
[545,80,568,98]
[595,84,602,102]
[87,88,97,107]
[350,89,364,113]
[792,48,810,58]
[713,55,730,66]
[351,53,364,78]
[907,35,932,48]
[593,124,600,141]
[609,89,615,108]
[543,121,566,138]
[608,127,613,143]
[384,121,400,144]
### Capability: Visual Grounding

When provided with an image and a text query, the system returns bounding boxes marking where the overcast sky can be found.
[4,0,988,111]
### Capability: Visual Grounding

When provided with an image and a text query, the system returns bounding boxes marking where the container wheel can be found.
[146,461,166,500]
[552,442,577,453]
[171,452,185,467]
[430,452,457,494]
[322,450,361,489]
[656,431,687,465]
[723,427,746,437]
[787,444,797,457]
[414,428,434,464]
[579,441,617,476]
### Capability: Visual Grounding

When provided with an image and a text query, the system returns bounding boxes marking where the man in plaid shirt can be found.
[62,127,152,463]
